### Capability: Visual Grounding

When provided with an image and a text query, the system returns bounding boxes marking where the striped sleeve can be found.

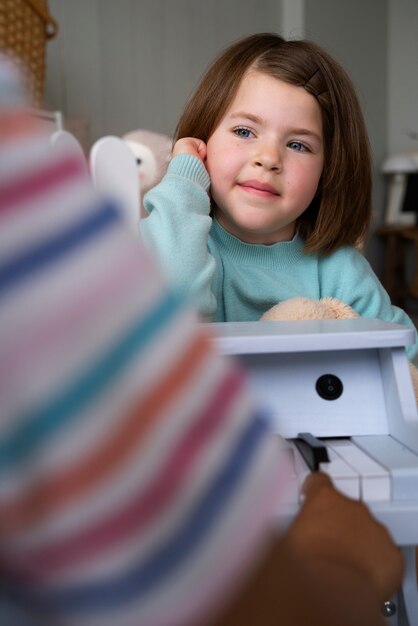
[0,136,288,626]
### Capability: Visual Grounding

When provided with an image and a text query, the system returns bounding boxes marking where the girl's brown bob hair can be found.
[175,33,372,254]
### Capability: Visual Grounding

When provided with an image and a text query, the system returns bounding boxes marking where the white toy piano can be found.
[204,318,418,626]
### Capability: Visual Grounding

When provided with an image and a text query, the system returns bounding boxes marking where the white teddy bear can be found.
[122,129,172,218]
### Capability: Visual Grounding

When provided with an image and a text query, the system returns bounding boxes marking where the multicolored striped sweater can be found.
[0,136,285,625]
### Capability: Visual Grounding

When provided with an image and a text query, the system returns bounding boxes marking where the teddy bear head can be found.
[122,129,172,217]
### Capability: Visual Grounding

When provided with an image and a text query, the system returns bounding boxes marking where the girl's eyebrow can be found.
[228,112,261,124]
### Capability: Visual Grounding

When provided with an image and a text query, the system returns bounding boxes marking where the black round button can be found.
[316,374,343,400]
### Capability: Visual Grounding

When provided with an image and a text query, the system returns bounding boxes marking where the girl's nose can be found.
[253,142,281,172]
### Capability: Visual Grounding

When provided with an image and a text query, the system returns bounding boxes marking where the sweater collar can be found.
[210,219,305,268]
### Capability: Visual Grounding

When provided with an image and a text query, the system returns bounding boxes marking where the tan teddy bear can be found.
[261,297,418,402]
[262,297,358,321]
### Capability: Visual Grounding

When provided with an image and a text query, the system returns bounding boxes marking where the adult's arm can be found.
[211,473,403,626]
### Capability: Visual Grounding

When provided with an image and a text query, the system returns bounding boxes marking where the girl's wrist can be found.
[168,153,210,190]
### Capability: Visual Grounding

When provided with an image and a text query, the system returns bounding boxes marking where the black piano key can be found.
[294,432,330,472]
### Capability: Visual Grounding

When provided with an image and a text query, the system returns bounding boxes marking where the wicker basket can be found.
[0,0,58,106]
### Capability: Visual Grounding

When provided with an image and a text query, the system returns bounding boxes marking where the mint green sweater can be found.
[141,154,418,363]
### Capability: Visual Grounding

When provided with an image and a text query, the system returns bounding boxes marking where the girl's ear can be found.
[196,139,207,163]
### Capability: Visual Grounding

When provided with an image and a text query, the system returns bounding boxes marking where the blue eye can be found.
[233,127,253,138]
[288,141,308,152]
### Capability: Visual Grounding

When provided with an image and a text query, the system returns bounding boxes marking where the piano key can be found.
[278,438,300,504]
[318,447,360,500]
[288,442,311,501]
[352,435,418,501]
[325,438,391,502]
[287,440,360,500]
[294,432,330,471]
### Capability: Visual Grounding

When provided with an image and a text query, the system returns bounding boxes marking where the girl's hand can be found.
[172,137,207,163]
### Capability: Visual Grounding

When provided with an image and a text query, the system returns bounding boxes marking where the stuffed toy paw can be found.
[261,296,418,402]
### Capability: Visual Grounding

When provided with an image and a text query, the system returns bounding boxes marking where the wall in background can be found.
[45,0,282,143]
[388,0,418,155]
[305,0,387,173]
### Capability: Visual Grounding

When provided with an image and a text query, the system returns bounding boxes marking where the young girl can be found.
[140,32,418,363]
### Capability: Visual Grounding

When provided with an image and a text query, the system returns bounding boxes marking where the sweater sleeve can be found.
[319,247,418,363]
[140,154,217,320]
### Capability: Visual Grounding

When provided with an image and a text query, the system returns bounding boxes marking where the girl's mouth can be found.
[239,180,279,197]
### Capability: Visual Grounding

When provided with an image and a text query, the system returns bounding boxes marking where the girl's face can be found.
[206,70,324,244]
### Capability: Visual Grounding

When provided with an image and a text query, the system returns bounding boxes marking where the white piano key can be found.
[319,447,361,500]
[287,442,310,501]
[287,441,360,500]
[277,438,299,504]
[325,438,391,502]
[352,435,418,501]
